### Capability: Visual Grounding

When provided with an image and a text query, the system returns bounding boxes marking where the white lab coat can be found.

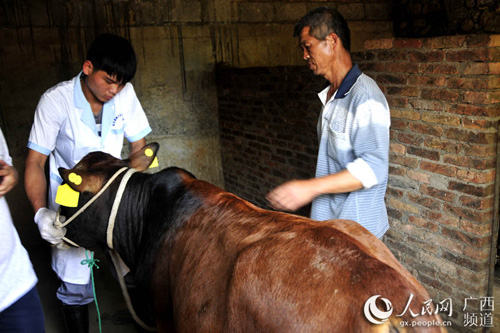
[28,73,151,284]
[0,129,38,311]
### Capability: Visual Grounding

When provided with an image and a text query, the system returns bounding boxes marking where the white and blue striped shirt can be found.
[310,64,390,238]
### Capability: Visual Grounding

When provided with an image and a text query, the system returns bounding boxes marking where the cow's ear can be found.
[58,168,105,194]
[127,142,160,172]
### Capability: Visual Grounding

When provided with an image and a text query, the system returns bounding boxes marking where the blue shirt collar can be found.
[335,63,362,99]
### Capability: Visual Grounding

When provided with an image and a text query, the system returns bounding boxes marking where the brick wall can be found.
[356,34,500,328]
[218,34,500,331]
[216,66,324,216]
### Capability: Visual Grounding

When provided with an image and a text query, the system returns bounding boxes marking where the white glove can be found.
[34,208,66,245]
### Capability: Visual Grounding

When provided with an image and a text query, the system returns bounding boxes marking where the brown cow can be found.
[58,143,446,332]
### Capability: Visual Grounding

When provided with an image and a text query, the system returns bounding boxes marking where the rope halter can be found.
[54,166,137,248]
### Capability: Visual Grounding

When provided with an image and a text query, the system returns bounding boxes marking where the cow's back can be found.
[152,178,442,332]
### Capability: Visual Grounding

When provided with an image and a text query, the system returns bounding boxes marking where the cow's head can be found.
[57,142,159,249]
[59,142,159,195]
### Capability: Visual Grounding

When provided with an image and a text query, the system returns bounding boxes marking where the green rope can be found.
[81,250,102,333]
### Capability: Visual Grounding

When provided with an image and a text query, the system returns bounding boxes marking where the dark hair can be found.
[293,7,351,52]
[86,34,137,83]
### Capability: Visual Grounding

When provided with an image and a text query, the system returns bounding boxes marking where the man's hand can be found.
[0,160,18,197]
[34,208,66,245]
[266,179,318,212]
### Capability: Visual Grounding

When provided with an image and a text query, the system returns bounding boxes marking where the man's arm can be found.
[266,169,363,212]
[129,138,146,156]
[24,149,49,212]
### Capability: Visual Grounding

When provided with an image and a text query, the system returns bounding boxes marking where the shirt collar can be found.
[318,63,362,105]
[73,72,88,109]
[73,71,116,142]
[73,71,116,110]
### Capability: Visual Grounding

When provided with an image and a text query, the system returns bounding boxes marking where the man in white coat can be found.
[25,33,151,332]
[0,128,45,332]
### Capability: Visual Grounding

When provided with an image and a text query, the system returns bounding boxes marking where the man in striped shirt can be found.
[266,7,390,238]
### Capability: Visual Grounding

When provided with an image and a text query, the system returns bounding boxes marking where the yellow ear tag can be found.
[55,184,80,207]
[145,148,159,168]
[149,157,159,169]
[68,172,82,185]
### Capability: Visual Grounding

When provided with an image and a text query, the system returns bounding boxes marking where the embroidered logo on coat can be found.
[112,114,125,128]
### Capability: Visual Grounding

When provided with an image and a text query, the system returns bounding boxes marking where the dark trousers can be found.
[0,287,45,333]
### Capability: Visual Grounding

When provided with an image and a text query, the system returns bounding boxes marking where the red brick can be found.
[410,122,444,136]
[462,144,496,157]
[456,169,495,184]
[389,153,419,168]
[420,184,455,202]
[441,226,489,247]
[408,75,446,87]
[488,74,500,88]
[443,154,494,170]
[386,62,419,73]
[408,50,444,62]
[424,35,466,49]
[397,132,423,145]
[358,62,386,72]
[442,249,489,271]
[386,86,419,97]
[421,112,461,126]
[389,143,405,154]
[378,50,408,62]
[377,73,408,85]
[488,35,500,47]
[459,196,494,210]
[420,63,460,75]
[408,169,431,183]
[387,207,403,220]
[488,48,500,62]
[461,118,497,131]
[407,146,440,161]
[446,77,489,90]
[463,91,500,104]
[408,193,441,210]
[489,62,500,74]
[443,128,496,144]
[447,182,495,197]
[465,35,491,48]
[463,62,489,75]
[446,103,500,117]
[408,215,439,231]
[446,49,489,62]
[364,38,394,50]
[420,161,457,177]
[386,96,409,108]
[386,185,404,198]
[394,38,423,49]
[444,203,493,224]
[421,88,460,102]
[390,119,409,131]
[463,245,490,261]
[422,210,459,227]
[391,109,420,121]
[460,219,493,236]
[389,165,406,176]
[454,266,489,286]
[424,137,460,154]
